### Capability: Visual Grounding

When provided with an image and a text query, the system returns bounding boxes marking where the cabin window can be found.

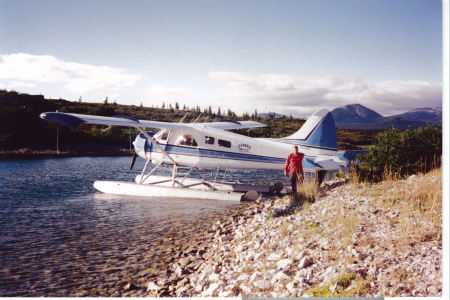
[176,134,198,147]
[205,136,215,144]
[156,129,169,141]
[218,139,231,148]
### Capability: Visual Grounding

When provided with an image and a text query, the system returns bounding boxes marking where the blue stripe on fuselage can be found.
[146,143,320,169]
[162,144,285,164]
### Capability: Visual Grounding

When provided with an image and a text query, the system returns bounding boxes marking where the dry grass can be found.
[355,167,441,244]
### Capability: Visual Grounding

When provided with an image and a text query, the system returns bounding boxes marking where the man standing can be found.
[284,145,305,193]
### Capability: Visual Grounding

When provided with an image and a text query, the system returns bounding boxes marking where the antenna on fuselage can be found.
[192,113,202,124]
[179,112,189,123]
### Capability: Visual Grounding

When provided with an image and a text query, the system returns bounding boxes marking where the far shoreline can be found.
[0,146,132,160]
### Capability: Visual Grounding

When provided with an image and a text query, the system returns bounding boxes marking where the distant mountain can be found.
[392,107,442,123]
[331,104,439,130]
[331,104,383,124]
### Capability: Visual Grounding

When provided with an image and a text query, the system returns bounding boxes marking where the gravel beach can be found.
[121,169,442,297]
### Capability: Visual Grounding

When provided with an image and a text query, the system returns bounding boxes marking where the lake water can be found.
[0,157,287,296]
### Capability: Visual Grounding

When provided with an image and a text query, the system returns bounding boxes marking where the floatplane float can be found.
[40,109,348,201]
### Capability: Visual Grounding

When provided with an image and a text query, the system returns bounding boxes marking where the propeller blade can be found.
[129,152,137,170]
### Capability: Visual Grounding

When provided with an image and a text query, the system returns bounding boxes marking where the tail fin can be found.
[281,109,338,150]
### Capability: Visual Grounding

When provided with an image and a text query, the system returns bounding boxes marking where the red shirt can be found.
[284,152,304,175]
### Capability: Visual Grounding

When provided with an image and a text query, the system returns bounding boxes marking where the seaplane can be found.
[39,109,348,201]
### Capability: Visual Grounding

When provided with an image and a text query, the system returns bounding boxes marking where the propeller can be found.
[129,152,137,170]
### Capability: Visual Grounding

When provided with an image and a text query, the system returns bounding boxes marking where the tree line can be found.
[0,90,391,152]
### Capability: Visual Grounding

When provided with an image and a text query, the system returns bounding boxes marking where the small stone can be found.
[286,281,296,295]
[394,285,405,294]
[245,251,255,261]
[239,284,252,295]
[271,271,290,285]
[147,282,160,291]
[358,253,369,261]
[201,282,219,297]
[427,285,438,295]
[218,290,232,297]
[267,253,281,261]
[330,281,343,293]
[208,273,220,282]
[123,282,138,290]
[296,249,309,260]
[194,283,204,292]
[298,257,313,269]
[174,264,183,276]
[237,273,249,281]
[322,267,335,283]
[277,259,293,269]
[219,235,233,243]
[254,252,266,261]
[178,257,190,267]
[253,280,266,290]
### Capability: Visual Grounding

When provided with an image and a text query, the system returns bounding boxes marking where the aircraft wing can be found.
[40,112,267,131]
[203,120,267,130]
[40,112,191,129]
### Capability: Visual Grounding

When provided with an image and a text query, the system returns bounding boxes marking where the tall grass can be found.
[292,181,320,206]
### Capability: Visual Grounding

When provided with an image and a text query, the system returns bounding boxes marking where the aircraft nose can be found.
[133,133,152,158]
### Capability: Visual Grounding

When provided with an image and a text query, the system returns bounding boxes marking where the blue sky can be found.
[0,0,443,117]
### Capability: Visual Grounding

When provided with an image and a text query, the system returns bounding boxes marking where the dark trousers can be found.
[290,171,304,193]
[316,169,327,186]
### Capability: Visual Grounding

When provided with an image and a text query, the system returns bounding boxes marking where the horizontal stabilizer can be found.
[313,156,342,170]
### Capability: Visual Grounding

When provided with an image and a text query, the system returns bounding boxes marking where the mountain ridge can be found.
[330,104,441,130]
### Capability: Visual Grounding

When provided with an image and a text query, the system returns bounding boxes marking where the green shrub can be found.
[354,124,441,182]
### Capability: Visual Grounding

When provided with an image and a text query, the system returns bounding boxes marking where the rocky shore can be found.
[122,169,442,297]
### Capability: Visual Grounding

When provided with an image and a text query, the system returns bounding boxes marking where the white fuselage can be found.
[133,126,339,170]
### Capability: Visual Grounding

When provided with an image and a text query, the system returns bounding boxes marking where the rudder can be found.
[281,109,338,150]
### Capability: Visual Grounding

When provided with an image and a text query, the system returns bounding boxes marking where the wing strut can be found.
[136,127,177,166]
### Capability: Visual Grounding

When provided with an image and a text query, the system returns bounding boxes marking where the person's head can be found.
[293,145,299,154]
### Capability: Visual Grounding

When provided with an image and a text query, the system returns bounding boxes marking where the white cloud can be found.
[0,53,140,95]
[140,84,189,106]
[138,84,218,110]
[9,80,36,89]
[209,71,442,116]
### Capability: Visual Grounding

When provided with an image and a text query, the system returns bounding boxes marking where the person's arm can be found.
[284,154,291,176]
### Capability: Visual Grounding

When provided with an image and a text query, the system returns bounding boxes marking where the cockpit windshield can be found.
[176,134,198,147]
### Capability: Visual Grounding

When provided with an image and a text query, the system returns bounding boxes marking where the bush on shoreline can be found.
[353,123,441,182]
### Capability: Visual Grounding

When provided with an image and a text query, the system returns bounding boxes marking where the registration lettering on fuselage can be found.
[237,143,251,152]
